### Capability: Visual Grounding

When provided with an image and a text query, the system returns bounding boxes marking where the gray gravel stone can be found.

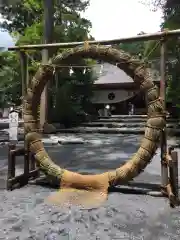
[0,134,179,239]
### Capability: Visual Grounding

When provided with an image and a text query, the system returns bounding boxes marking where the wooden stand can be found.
[158,36,179,207]
[6,144,39,191]
[165,147,179,207]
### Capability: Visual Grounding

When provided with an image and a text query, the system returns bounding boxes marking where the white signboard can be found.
[9,111,19,127]
[9,111,19,142]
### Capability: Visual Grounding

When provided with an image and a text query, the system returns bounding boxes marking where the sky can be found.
[0,0,163,48]
[0,30,14,48]
[81,0,163,40]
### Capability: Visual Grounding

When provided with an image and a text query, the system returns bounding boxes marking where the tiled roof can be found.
[93,63,160,85]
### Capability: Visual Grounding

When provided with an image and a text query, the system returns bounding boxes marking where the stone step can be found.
[55,127,180,135]
[103,115,147,119]
[0,121,24,130]
[103,114,177,119]
[82,122,178,128]
[96,118,178,123]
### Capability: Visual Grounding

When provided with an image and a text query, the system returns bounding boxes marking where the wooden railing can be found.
[7,144,39,190]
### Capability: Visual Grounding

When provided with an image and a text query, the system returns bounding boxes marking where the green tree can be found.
[0,50,21,107]
[161,0,180,109]
[118,32,146,58]
[140,0,166,10]
[0,0,96,125]
[0,0,90,34]
[142,0,180,115]
[50,65,96,127]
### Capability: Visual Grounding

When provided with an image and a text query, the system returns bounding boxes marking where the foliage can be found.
[0,0,96,125]
[0,51,21,108]
[139,0,166,10]
[118,32,153,60]
[119,41,145,58]
[161,1,180,109]
[0,0,90,34]
[140,0,180,115]
[49,66,96,127]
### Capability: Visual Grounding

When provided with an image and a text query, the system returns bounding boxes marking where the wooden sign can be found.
[9,110,19,143]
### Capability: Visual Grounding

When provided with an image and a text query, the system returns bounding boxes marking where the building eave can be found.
[93,80,160,90]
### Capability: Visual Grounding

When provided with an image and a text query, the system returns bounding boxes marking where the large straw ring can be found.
[24,46,165,208]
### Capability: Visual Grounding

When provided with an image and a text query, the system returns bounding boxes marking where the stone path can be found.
[0,134,180,239]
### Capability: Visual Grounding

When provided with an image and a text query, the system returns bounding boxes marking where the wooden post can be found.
[171,151,179,202]
[23,146,29,185]
[19,51,29,96]
[160,37,168,194]
[7,144,16,190]
[30,152,36,171]
[29,153,40,180]
[19,51,30,184]
[40,0,54,127]
[40,49,48,127]
[19,50,39,183]
[166,183,176,208]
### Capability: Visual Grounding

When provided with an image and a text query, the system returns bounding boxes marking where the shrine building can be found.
[91,63,160,115]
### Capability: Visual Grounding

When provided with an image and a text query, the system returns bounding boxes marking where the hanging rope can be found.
[142,40,161,66]
[84,40,90,50]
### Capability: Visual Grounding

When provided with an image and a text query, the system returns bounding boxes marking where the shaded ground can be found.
[0,134,180,239]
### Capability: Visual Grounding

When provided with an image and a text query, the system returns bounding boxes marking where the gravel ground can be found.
[0,134,180,240]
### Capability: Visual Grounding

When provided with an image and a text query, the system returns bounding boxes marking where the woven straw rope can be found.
[23,45,165,192]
